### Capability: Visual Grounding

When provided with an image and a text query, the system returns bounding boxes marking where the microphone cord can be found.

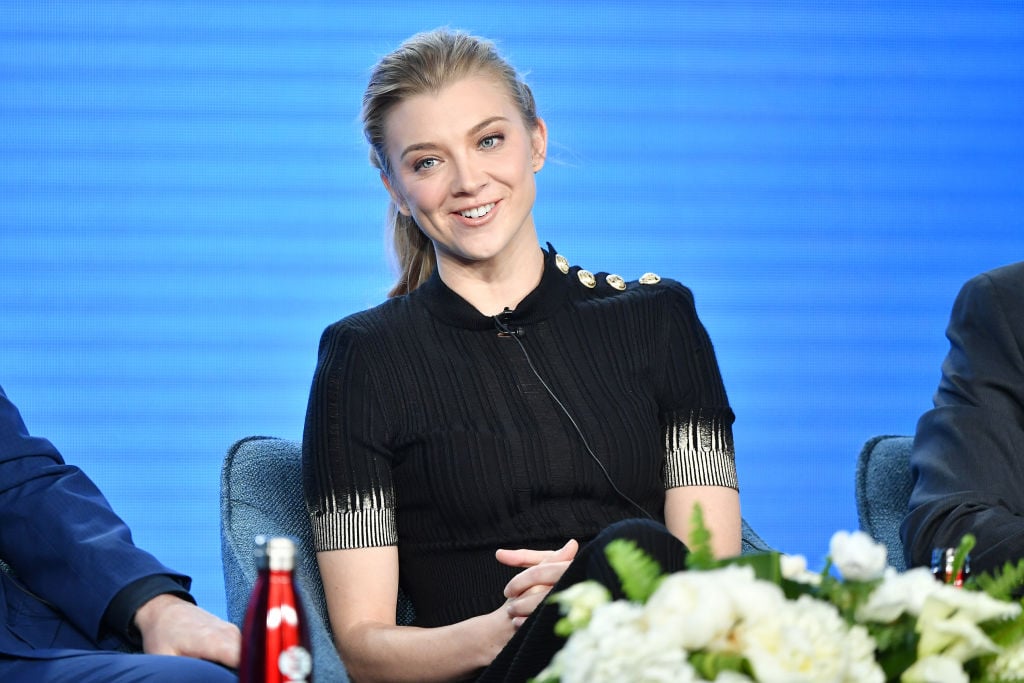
[493,313,653,520]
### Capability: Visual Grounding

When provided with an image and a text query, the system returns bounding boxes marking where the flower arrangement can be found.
[533,512,1024,683]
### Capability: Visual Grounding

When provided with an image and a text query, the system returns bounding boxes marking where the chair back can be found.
[220,436,348,682]
[855,435,914,571]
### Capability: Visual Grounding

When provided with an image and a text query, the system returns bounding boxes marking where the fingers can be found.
[550,538,579,562]
[139,597,242,668]
[506,587,549,627]
[494,547,550,569]
[503,558,574,599]
[186,620,242,668]
[500,539,579,600]
[495,538,578,569]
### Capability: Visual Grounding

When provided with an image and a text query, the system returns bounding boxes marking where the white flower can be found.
[713,673,755,683]
[536,530,1024,683]
[737,594,883,683]
[846,624,886,683]
[780,554,822,586]
[900,654,968,683]
[645,565,780,652]
[857,567,942,623]
[917,600,1001,663]
[924,583,1022,625]
[554,601,698,683]
[547,580,611,632]
[986,638,1024,681]
[911,587,1018,663]
[829,530,888,581]
[918,615,999,663]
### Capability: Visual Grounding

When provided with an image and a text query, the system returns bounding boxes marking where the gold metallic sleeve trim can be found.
[310,507,397,551]
[662,409,739,490]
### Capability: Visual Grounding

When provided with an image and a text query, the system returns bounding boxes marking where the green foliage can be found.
[867,616,919,681]
[971,557,1024,602]
[727,550,784,585]
[689,650,750,679]
[684,503,716,571]
[604,539,664,603]
[954,533,977,582]
[553,618,574,638]
[985,602,1024,651]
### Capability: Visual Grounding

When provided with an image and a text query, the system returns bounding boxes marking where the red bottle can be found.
[240,536,314,682]
[931,547,971,588]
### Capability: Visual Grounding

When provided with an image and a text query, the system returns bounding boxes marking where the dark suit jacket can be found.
[0,384,189,658]
[902,261,1024,573]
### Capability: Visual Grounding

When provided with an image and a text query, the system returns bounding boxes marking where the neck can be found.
[437,244,545,317]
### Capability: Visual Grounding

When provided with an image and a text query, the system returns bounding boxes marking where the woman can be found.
[302,28,741,682]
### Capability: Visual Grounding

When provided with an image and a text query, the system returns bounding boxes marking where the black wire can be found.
[494,315,653,520]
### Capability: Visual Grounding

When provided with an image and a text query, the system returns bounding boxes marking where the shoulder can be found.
[558,254,698,315]
[317,296,413,346]
[953,261,1024,325]
[969,261,1024,297]
[312,298,426,377]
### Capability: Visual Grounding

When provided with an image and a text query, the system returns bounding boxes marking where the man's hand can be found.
[134,593,241,668]
[496,539,578,627]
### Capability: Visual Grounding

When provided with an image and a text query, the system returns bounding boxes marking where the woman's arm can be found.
[318,546,515,683]
[664,485,741,559]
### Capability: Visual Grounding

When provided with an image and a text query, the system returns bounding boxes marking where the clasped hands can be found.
[495,538,579,628]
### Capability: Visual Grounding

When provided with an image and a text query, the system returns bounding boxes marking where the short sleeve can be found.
[654,282,738,491]
[302,322,398,551]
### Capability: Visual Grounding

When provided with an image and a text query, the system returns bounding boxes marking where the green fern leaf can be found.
[604,538,665,603]
[685,503,716,571]
[972,557,1024,602]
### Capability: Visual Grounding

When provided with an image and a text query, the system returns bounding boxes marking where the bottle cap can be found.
[253,535,297,571]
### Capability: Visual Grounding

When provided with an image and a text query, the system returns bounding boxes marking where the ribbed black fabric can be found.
[302,244,736,628]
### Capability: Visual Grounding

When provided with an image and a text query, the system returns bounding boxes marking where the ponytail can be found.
[387,207,436,297]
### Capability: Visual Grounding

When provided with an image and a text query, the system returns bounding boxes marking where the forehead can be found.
[383,75,522,153]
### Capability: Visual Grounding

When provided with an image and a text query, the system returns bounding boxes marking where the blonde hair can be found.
[362,29,539,297]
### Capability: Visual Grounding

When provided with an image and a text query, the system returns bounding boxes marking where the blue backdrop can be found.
[1,1,1022,619]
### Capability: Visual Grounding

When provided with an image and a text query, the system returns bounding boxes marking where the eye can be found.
[413,157,439,172]
[479,133,505,150]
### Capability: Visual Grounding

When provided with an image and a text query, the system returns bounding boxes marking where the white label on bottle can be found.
[279,645,313,681]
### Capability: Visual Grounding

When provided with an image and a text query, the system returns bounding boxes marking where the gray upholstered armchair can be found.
[220,436,350,682]
[855,435,915,571]
[220,435,774,682]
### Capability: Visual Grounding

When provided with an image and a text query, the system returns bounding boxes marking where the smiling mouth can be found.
[458,202,495,219]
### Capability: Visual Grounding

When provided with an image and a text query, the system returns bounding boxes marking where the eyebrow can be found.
[399,116,510,161]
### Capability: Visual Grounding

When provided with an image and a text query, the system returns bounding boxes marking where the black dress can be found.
[302,244,737,674]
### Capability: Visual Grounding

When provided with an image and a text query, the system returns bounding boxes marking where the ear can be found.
[530,117,548,173]
[380,171,411,216]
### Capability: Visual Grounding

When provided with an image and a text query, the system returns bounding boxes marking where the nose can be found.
[450,156,488,196]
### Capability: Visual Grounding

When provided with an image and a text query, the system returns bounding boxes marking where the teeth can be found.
[459,203,495,219]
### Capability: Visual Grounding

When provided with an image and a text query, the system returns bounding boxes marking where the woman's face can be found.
[381,73,547,271]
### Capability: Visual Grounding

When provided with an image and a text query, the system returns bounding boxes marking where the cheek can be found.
[401,181,448,218]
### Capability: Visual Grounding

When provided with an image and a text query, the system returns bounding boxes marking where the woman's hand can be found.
[495,539,578,627]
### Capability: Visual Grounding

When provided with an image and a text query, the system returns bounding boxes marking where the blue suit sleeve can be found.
[0,384,193,642]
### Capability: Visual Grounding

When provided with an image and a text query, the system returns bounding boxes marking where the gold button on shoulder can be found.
[555,254,570,274]
[577,269,597,288]
[606,274,626,291]
[639,272,662,285]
